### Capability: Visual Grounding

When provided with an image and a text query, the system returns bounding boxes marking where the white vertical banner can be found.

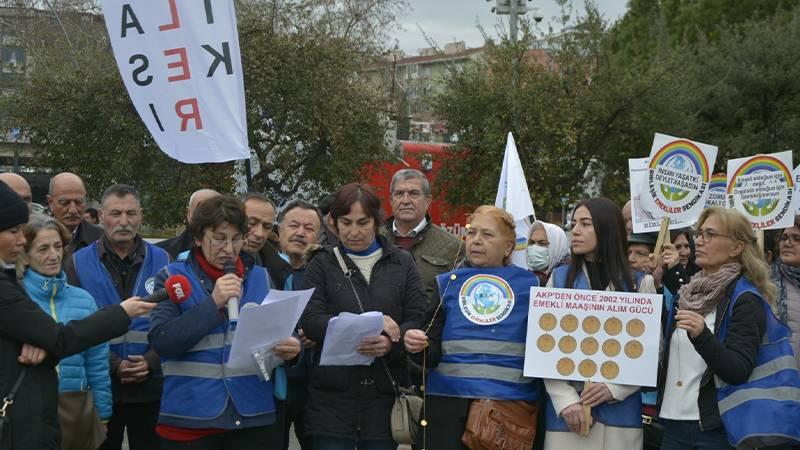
[495,132,536,269]
[102,0,250,163]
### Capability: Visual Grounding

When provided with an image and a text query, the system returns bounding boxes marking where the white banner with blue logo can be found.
[495,132,535,269]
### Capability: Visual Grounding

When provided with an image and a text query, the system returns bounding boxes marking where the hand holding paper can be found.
[319,312,385,366]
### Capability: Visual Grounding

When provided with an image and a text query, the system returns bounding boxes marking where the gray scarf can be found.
[677,263,742,317]
[769,261,798,324]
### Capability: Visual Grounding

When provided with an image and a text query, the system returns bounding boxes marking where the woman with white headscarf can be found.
[527,220,570,285]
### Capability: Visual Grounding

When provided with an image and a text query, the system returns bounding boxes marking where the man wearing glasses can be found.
[48,172,104,257]
[67,184,171,450]
[383,169,464,299]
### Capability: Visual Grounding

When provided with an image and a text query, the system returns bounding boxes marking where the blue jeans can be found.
[660,419,733,450]
[311,436,396,450]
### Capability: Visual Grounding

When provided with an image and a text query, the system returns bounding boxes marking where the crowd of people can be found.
[0,167,799,450]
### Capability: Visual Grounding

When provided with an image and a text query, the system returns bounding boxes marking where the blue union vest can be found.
[713,278,800,447]
[73,240,170,359]
[159,261,275,421]
[545,265,643,431]
[426,265,541,401]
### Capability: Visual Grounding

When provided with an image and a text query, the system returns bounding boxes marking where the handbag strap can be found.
[1,367,27,418]
[332,247,400,395]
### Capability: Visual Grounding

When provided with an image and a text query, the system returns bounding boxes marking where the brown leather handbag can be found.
[461,399,538,450]
[58,391,106,450]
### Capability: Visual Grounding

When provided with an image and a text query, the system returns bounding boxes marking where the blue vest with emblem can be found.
[426,265,541,401]
[545,265,643,431]
[73,241,170,359]
[705,277,800,447]
[159,261,275,421]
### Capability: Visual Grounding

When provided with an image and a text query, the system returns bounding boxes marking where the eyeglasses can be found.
[693,229,732,243]
[392,189,425,200]
[205,233,245,249]
[780,234,800,246]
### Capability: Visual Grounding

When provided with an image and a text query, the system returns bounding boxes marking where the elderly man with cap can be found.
[0,172,32,212]
[157,188,220,260]
[48,172,104,257]
[0,180,155,449]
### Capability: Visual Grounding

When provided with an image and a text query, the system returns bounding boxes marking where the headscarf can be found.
[533,220,570,274]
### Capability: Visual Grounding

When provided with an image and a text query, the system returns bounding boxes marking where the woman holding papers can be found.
[300,182,427,450]
[543,197,655,450]
[148,196,300,450]
[659,207,800,449]
[403,205,541,450]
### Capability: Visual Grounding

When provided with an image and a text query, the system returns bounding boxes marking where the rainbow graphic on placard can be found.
[515,236,527,252]
[459,274,515,325]
[728,155,794,220]
[649,140,710,202]
[709,173,727,191]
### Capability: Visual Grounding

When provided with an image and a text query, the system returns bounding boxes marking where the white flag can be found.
[102,0,250,163]
[495,132,536,269]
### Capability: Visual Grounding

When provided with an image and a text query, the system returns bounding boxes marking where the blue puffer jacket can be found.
[24,269,113,420]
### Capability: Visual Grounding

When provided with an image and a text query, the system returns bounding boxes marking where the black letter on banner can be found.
[149,104,165,132]
[204,0,214,24]
[129,54,152,86]
[121,4,144,38]
[202,42,232,77]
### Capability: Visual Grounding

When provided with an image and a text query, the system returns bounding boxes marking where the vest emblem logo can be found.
[145,277,156,295]
[459,274,515,325]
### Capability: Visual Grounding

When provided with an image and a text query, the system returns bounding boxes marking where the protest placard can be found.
[102,0,250,163]
[705,173,727,208]
[629,158,693,234]
[523,287,662,387]
[727,151,796,230]
[639,133,718,227]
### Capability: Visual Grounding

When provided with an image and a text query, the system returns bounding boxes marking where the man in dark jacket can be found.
[0,180,153,450]
[48,172,103,258]
[382,169,464,300]
[65,185,171,450]
[157,188,219,260]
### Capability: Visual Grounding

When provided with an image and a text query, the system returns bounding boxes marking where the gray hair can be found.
[390,169,431,196]
[278,199,323,233]
[101,184,140,206]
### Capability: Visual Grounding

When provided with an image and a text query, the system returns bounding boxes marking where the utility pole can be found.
[488,0,543,43]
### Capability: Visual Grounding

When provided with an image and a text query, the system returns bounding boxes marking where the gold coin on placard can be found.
[582,315,601,334]
[558,336,577,354]
[556,357,575,376]
[601,361,619,380]
[560,314,579,333]
[602,339,621,357]
[626,319,646,337]
[581,337,599,355]
[578,359,597,378]
[625,340,644,359]
[537,334,556,352]
[604,317,623,336]
[539,313,558,332]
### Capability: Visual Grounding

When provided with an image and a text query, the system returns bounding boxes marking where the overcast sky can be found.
[393,0,629,55]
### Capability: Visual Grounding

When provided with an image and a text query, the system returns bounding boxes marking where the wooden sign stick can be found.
[582,380,592,436]
[756,228,764,253]
[653,217,671,259]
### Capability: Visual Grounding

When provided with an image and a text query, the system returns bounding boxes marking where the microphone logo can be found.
[170,283,186,301]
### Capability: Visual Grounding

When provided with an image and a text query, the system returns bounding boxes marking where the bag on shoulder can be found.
[462,399,538,450]
[390,386,423,445]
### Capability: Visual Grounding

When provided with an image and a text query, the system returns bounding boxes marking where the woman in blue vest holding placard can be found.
[404,205,541,450]
[543,197,654,450]
[658,207,800,449]
[148,196,301,450]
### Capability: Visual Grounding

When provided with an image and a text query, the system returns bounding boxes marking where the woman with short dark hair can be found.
[301,183,427,449]
[149,195,301,449]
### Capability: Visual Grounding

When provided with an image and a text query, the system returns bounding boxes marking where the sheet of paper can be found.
[226,288,314,369]
[319,311,385,366]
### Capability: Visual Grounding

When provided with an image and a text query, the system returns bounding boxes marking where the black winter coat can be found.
[657,279,766,431]
[0,266,130,450]
[300,237,427,441]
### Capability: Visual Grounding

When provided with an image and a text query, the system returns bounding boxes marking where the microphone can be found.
[142,275,192,304]
[223,260,239,323]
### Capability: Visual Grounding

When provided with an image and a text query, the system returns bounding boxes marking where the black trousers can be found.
[424,395,471,450]
[282,379,312,450]
[160,425,272,450]
[99,401,161,450]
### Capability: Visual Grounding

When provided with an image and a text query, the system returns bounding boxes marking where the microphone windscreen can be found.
[164,275,192,304]
[223,260,236,275]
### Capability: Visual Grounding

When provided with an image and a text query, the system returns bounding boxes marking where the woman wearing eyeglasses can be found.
[657,207,800,449]
[770,217,800,371]
[148,196,301,450]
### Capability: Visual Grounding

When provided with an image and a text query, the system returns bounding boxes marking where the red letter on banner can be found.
[164,48,190,82]
[176,99,203,131]
[159,0,181,31]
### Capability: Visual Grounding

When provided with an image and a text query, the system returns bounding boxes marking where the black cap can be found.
[0,180,29,231]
